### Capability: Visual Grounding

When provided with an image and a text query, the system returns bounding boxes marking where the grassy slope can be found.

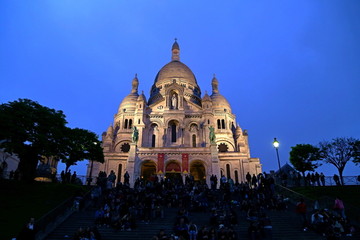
[0,180,86,240]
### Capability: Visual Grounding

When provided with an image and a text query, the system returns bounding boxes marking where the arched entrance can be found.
[165,161,182,182]
[190,161,206,182]
[141,160,156,181]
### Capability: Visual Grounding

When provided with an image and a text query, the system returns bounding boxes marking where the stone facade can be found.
[89,41,262,186]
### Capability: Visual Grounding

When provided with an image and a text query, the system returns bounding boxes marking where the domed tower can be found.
[148,40,202,108]
[117,74,139,113]
[210,74,232,113]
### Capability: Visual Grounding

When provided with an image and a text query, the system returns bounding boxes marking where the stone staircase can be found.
[46,202,359,240]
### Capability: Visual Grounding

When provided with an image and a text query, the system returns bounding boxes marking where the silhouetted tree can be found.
[289,144,322,179]
[319,137,360,185]
[352,140,360,166]
[0,99,67,182]
[59,127,104,172]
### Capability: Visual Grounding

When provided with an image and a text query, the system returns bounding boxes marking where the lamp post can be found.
[272,138,281,174]
[87,160,94,186]
[87,142,97,186]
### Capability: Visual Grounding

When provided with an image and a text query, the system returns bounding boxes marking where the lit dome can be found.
[210,75,232,112]
[148,40,202,105]
[202,91,211,102]
[137,91,147,102]
[118,92,138,112]
[154,61,198,87]
[118,74,139,112]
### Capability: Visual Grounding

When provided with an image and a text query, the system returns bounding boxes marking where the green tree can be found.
[0,99,67,181]
[319,137,360,185]
[289,144,322,178]
[60,127,104,172]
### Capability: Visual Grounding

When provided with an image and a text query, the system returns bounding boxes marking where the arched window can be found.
[235,170,239,184]
[124,119,128,129]
[129,119,133,129]
[152,134,156,147]
[208,119,210,124]
[221,119,225,129]
[171,122,177,142]
[138,119,140,124]
[226,164,231,179]
[217,119,221,129]
[192,134,196,147]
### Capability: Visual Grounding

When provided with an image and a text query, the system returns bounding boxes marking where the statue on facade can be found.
[209,126,216,143]
[171,93,177,109]
[132,126,139,144]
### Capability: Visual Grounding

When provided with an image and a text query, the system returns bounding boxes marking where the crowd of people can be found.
[296,196,356,239]
[71,171,294,240]
[69,170,359,240]
[60,170,78,184]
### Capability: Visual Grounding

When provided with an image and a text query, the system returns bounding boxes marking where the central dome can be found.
[154,61,198,87]
[148,40,202,105]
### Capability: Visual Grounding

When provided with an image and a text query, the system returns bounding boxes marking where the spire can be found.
[211,74,219,94]
[171,38,180,61]
[131,73,139,93]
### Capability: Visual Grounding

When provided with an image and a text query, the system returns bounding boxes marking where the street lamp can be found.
[272,138,281,174]
[87,142,97,186]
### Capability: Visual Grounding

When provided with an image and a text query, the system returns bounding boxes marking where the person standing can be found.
[334,196,346,219]
[296,198,308,231]
[315,172,321,186]
[188,222,198,240]
[320,172,325,186]
[333,174,341,186]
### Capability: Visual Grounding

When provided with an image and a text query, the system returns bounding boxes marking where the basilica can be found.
[89,41,261,186]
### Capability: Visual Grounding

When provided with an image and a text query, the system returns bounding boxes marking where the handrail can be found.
[275,184,316,210]
[26,189,91,240]
[35,195,75,234]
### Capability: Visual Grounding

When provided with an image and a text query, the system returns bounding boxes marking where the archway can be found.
[141,160,156,181]
[190,161,206,181]
[165,161,182,183]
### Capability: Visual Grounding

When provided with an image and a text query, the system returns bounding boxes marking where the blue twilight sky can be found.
[1,1,360,176]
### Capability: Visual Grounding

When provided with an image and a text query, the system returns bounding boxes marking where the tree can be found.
[289,144,322,178]
[352,140,360,166]
[60,127,104,172]
[0,99,67,181]
[319,137,360,185]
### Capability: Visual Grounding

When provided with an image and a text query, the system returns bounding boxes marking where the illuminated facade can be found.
[89,41,261,186]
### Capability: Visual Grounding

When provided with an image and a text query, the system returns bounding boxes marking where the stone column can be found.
[126,143,137,187]
[163,128,167,147]
[210,143,221,188]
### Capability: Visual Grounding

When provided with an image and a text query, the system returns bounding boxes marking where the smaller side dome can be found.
[210,75,232,112]
[118,74,140,112]
[106,125,114,136]
[202,91,211,102]
[235,125,242,136]
[105,125,114,140]
[137,91,147,102]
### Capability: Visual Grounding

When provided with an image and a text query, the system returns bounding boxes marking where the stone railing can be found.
[274,175,360,187]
